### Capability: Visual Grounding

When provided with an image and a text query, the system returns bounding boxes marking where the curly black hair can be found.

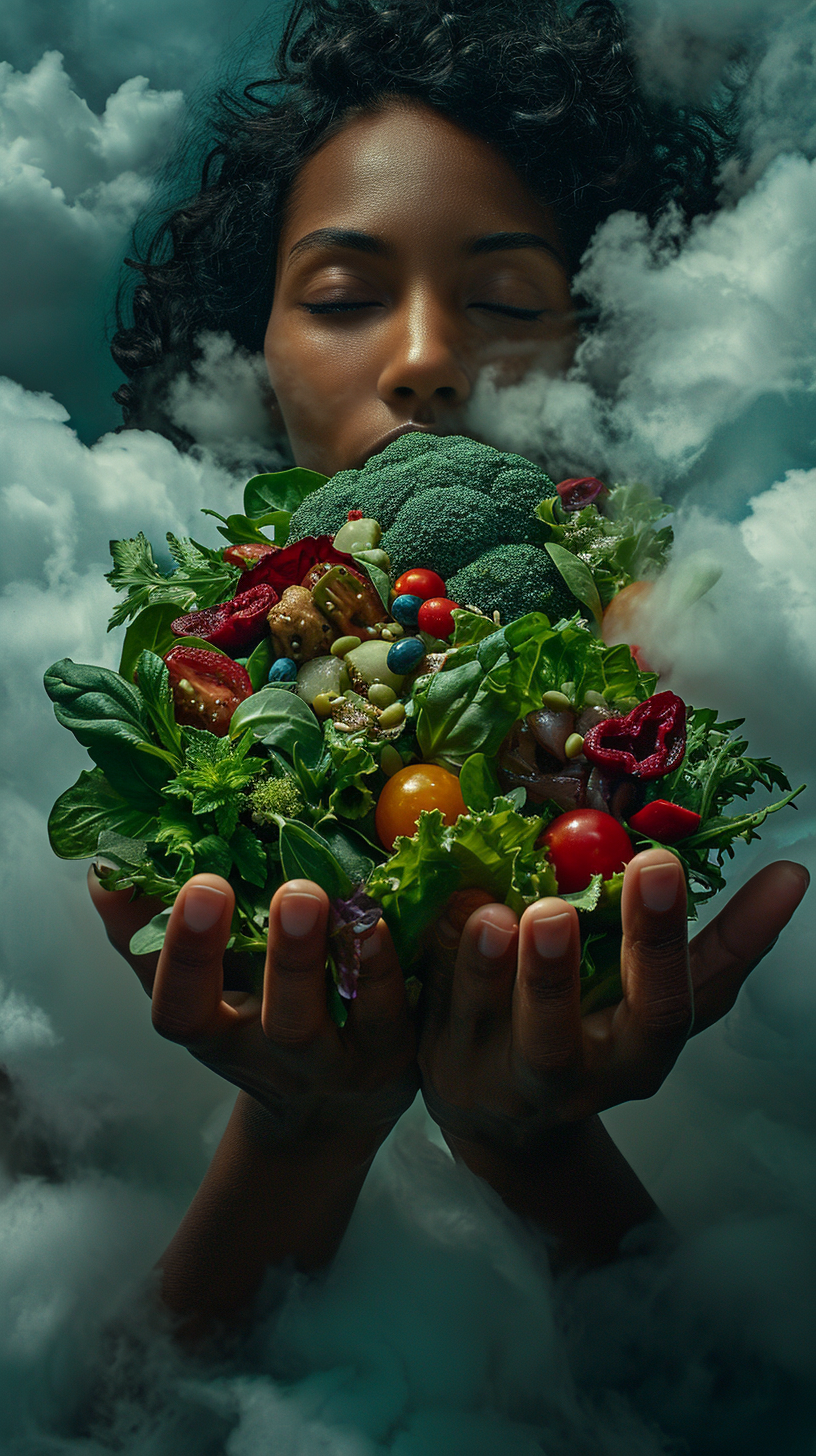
[112,0,734,438]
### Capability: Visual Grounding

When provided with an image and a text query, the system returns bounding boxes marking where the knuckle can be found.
[626,932,692,1032]
[151,1005,199,1044]
[523,969,577,1010]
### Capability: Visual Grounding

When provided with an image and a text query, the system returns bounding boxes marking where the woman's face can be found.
[264,100,576,476]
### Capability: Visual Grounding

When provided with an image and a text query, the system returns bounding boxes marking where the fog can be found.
[1,2,815,1452]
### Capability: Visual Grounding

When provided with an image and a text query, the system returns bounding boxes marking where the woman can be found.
[91,0,808,1334]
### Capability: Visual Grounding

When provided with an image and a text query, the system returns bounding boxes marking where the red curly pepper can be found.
[582,691,687,781]
[629,799,701,843]
[170,583,278,653]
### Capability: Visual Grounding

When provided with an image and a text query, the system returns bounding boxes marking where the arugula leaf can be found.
[47,768,158,859]
[243,467,328,518]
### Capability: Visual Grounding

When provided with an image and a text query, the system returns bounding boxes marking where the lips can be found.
[356,422,441,468]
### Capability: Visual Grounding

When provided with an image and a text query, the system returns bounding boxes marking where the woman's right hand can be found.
[88,869,418,1150]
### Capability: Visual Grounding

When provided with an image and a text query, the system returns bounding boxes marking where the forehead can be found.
[277,100,558,263]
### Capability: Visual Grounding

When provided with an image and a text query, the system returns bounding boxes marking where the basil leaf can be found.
[130,910,172,957]
[229,823,269,888]
[119,603,178,682]
[544,543,604,627]
[47,768,158,859]
[245,637,275,692]
[278,820,352,899]
[243,468,328,518]
[230,685,324,767]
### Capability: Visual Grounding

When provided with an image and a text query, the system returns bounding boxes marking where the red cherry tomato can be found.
[417,596,459,639]
[375,764,467,851]
[538,809,635,893]
[394,568,446,601]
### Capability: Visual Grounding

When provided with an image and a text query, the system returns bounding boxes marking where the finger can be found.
[425,889,497,1020]
[615,849,692,1060]
[448,903,518,1045]
[347,918,414,1058]
[690,860,809,1035]
[513,899,582,1073]
[262,880,330,1046]
[151,875,234,1044]
[87,863,164,995]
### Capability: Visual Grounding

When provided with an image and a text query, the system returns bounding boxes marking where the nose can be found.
[376,290,471,413]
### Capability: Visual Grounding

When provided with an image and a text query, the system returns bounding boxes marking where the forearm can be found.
[158,1092,388,1332]
[445,1115,662,1267]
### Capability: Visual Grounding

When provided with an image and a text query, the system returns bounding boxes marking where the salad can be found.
[45,436,803,1023]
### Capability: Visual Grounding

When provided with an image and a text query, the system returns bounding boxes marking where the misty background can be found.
[1,0,815,1451]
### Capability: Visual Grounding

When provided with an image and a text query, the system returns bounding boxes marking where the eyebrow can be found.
[287,227,567,269]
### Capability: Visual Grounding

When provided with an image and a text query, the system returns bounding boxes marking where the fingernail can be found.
[280,892,321,939]
[183,885,227,933]
[640,861,682,912]
[477,917,514,959]
[532,911,572,959]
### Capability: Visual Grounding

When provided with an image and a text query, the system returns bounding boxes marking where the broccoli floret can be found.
[248,775,304,825]
[288,433,560,580]
[447,543,578,623]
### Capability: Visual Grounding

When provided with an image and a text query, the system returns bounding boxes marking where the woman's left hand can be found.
[419,849,809,1158]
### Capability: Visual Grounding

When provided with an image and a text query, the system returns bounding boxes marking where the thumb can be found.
[87,863,165,994]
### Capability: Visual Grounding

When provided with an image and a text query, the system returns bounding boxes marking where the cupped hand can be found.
[419,850,809,1156]
[89,870,418,1147]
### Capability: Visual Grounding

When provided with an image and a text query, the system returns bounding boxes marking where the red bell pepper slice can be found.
[629,799,702,843]
[170,583,278,653]
[582,691,686,780]
[164,647,253,737]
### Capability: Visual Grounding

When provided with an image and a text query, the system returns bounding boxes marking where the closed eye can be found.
[302,300,381,314]
[474,302,546,321]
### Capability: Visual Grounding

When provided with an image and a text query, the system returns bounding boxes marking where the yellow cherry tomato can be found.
[375,763,466,851]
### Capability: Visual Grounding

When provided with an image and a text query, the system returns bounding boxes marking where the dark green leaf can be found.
[243,468,328,518]
[458,753,502,813]
[119,603,179,681]
[544,543,604,627]
[194,834,233,878]
[229,824,269,888]
[135,651,183,757]
[47,768,158,859]
[201,508,290,546]
[230,686,324,767]
[278,820,352,899]
[245,637,275,692]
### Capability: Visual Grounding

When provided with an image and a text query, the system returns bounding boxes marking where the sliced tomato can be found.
[164,647,253,737]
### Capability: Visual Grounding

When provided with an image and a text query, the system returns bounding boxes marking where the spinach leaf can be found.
[243,467,328,518]
[130,910,172,957]
[44,659,176,794]
[201,507,291,546]
[230,685,324,767]
[47,768,158,859]
[458,753,502,813]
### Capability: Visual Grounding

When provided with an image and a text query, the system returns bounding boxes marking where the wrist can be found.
[236,1091,398,1170]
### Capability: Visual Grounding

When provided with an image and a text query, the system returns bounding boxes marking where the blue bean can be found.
[391,593,423,627]
[268,657,297,682]
[386,636,425,674]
